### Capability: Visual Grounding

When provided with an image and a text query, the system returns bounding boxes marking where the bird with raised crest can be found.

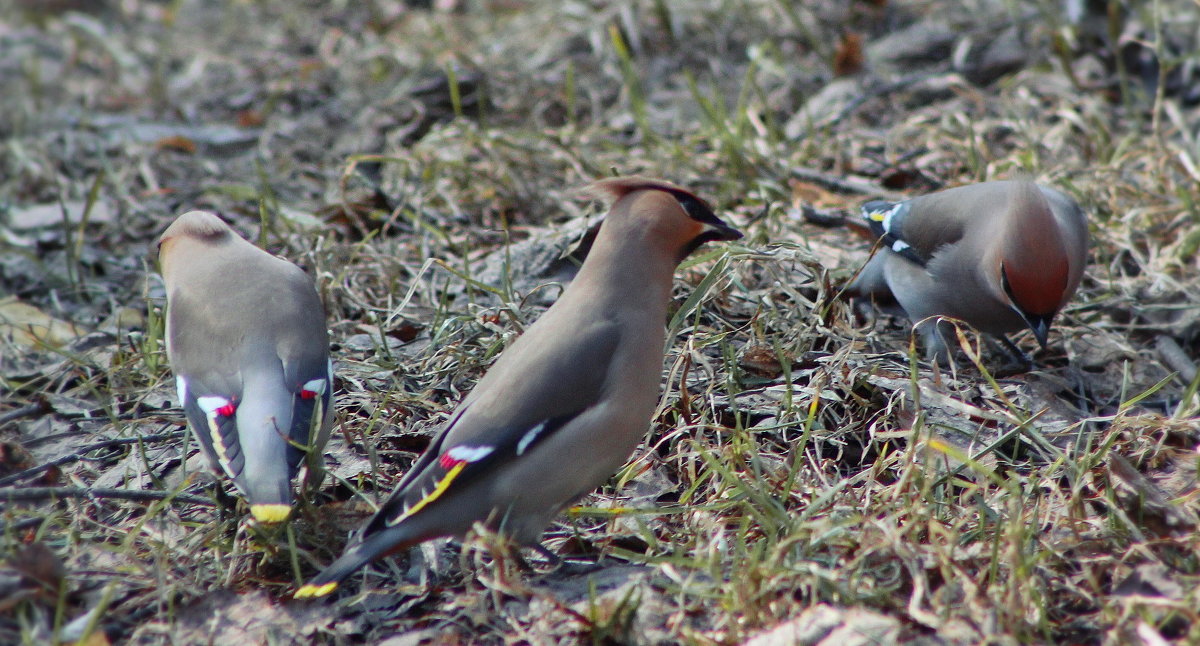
[294,176,742,599]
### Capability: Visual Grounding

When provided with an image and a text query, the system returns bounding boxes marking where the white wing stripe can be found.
[192,396,237,479]
[196,396,229,415]
[446,445,495,462]
[882,203,904,234]
[516,422,547,456]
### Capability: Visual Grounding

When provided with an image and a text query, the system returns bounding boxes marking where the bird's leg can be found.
[508,547,534,573]
[997,334,1033,366]
[852,298,879,324]
[416,539,454,583]
[209,483,238,522]
[529,542,562,568]
[492,541,535,604]
[1068,365,1097,415]
[465,527,533,602]
[989,335,1034,376]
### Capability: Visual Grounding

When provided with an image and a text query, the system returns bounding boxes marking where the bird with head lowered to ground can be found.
[847,180,1088,366]
[158,211,334,524]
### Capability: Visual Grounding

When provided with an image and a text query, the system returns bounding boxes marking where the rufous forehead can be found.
[633,190,705,232]
[1006,259,1068,315]
[631,189,684,211]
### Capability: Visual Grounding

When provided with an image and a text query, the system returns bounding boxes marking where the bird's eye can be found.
[1000,265,1013,298]
[675,193,702,219]
[670,190,721,226]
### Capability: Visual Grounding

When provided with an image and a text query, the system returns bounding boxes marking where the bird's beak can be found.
[1019,311,1053,349]
[703,219,743,242]
[681,217,743,260]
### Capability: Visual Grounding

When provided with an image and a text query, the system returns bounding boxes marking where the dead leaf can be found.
[236,109,265,128]
[7,201,114,230]
[743,604,901,646]
[0,441,36,479]
[60,602,114,646]
[1108,453,1198,533]
[67,632,111,646]
[98,306,145,332]
[833,32,864,76]
[789,179,846,209]
[468,215,596,307]
[6,542,65,598]
[154,135,198,153]
[740,345,784,378]
[322,435,375,483]
[0,298,86,348]
[158,589,338,643]
[1113,563,1187,600]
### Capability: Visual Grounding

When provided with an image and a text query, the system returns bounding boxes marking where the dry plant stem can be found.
[0,487,213,507]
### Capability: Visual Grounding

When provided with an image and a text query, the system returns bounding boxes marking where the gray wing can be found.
[357,320,620,539]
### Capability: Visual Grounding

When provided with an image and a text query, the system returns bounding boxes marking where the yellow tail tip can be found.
[294,582,338,599]
[250,504,292,524]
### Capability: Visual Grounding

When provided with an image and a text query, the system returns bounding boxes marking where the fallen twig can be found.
[0,516,45,534]
[0,486,213,507]
[0,401,49,427]
[797,203,848,228]
[1155,335,1198,383]
[827,72,938,130]
[789,167,902,199]
[0,429,186,487]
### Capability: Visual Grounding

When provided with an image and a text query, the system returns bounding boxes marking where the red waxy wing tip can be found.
[438,453,464,469]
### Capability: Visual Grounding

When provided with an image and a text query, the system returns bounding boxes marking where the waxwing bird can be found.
[157,211,333,524]
[295,176,742,599]
[847,180,1088,363]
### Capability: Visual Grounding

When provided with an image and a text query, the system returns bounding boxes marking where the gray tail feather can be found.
[298,528,422,595]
